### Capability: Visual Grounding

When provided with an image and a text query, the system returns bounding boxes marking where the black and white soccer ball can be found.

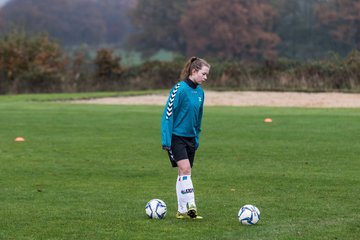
[145,199,167,219]
[238,204,260,225]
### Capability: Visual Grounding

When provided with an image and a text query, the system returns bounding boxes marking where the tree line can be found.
[0,0,359,61]
[0,29,359,94]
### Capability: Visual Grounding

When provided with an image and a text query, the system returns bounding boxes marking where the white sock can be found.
[176,176,186,213]
[177,175,195,213]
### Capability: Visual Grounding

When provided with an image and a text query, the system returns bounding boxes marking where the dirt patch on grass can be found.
[72,91,360,108]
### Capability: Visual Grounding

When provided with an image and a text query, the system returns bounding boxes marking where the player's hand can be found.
[162,146,171,151]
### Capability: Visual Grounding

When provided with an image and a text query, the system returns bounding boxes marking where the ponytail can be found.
[180,57,210,79]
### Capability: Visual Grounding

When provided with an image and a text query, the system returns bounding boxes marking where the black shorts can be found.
[167,135,196,168]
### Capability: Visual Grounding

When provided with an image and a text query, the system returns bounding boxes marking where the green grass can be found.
[0,93,359,240]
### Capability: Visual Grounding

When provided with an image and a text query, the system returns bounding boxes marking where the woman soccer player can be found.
[161,56,210,219]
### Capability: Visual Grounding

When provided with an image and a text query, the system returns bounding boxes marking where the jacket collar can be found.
[184,78,198,89]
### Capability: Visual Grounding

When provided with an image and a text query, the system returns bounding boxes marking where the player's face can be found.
[191,66,210,85]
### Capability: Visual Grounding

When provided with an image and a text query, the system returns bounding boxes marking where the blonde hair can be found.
[180,56,210,79]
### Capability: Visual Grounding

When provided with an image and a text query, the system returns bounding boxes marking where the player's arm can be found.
[161,83,181,149]
[195,92,204,149]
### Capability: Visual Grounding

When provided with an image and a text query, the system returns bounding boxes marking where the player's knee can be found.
[179,167,191,175]
[177,159,191,175]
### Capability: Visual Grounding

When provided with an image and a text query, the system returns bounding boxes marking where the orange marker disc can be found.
[264,118,273,123]
[15,137,25,142]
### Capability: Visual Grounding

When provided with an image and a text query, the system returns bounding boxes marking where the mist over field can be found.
[0,0,358,60]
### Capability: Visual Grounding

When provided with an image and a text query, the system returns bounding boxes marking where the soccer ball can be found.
[238,204,260,225]
[145,199,167,219]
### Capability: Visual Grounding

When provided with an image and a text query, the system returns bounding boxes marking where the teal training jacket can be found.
[161,79,204,149]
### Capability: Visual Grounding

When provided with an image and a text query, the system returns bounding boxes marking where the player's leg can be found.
[177,158,202,219]
[175,159,191,219]
[171,135,202,219]
[170,135,190,216]
[182,146,202,219]
[176,159,192,214]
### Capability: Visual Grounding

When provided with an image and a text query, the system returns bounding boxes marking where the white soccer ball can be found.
[238,204,260,225]
[145,199,167,219]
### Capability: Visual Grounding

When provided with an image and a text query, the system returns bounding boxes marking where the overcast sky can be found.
[0,0,10,7]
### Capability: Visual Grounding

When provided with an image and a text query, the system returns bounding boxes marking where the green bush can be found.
[207,52,360,92]
[121,60,182,90]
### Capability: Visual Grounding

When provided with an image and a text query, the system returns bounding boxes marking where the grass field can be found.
[0,93,359,240]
